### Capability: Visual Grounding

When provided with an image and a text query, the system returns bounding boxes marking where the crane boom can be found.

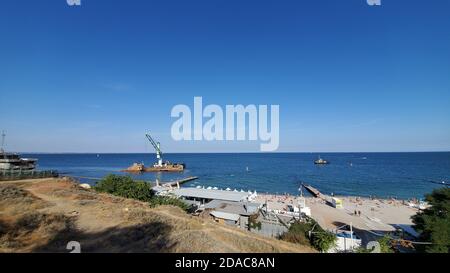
[145,134,161,154]
[145,133,163,167]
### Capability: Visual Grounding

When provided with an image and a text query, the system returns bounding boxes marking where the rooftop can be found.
[203,200,262,216]
[172,187,252,202]
[210,211,240,222]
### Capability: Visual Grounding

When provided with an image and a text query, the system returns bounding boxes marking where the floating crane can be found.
[123,133,185,173]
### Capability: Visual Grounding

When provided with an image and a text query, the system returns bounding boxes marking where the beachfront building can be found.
[329,231,362,253]
[163,187,257,206]
[203,200,262,228]
[154,186,290,234]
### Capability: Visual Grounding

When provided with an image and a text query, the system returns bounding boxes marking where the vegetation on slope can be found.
[148,196,189,211]
[280,217,336,252]
[94,174,189,211]
[412,187,450,253]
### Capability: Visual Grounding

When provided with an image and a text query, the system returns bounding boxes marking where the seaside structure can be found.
[302,184,322,198]
[155,184,311,237]
[0,153,38,171]
[0,132,37,171]
[154,185,274,230]
[330,231,362,253]
[204,200,262,228]
[123,133,185,172]
[156,186,257,204]
[331,197,344,209]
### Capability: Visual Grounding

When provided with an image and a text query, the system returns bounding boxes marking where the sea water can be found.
[24,152,450,200]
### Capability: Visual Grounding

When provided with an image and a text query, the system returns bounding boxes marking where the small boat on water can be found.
[314,155,329,165]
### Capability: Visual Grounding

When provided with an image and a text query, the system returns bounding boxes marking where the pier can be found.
[302,184,322,198]
[159,176,199,187]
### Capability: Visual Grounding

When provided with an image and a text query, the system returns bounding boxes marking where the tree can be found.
[412,187,450,253]
[377,234,395,253]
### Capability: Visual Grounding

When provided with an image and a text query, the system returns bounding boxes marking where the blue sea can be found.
[24,152,450,200]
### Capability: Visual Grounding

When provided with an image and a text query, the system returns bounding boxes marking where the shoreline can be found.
[48,174,431,201]
[1,176,423,245]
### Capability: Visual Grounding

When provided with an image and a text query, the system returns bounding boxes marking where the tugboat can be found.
[0,131,38,171]
[314,155,329,165]
[123,133,185,173]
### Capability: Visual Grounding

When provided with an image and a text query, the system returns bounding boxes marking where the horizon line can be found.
[15,151,450,154]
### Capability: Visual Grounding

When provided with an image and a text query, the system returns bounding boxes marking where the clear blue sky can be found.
[0,0,449,153]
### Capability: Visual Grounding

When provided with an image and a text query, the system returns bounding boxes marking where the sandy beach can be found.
[254,193,420,243]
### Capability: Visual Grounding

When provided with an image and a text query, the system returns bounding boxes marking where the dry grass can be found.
[0,178,315,253]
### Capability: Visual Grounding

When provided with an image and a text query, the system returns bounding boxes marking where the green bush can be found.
[94,175,190,211]
[356,234,395,253]
[94,174,154,202]
[280,220,313,246]
[312,230,337,252]
[280,217,336,252]
[148,196,190,211]
[377,234,395,253]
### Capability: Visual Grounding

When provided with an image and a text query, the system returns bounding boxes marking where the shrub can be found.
[280,220,314,247]
[311,230,337,252]
[280,217,336,252]
[377,234,395,253]
[94,174,154,202]
[355,234,395,253]
[148,196,190,211]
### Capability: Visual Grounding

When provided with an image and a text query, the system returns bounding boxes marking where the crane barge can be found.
[123,133,185,173]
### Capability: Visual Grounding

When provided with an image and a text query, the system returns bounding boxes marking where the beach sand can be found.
[254,193,419,243]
